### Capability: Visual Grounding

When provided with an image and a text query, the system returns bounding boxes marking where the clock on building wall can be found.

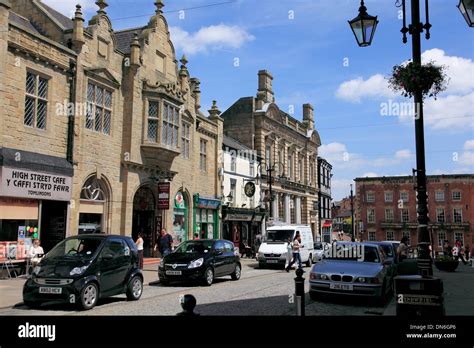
[244,182,256,198]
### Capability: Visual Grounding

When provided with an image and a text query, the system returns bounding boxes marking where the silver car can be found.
[309,242,393,303]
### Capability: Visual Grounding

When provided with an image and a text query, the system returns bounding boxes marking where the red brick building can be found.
[355,174,473,252]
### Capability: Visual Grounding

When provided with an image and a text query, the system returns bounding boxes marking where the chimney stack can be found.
[72,5,85,51]
[256,70,274,109]
[303,103,314,130]
[190,78,201,112]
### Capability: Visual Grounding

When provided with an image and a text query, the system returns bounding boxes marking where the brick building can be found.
[221,70,321,237]
[0,0,223,257]
[355,174,474,252]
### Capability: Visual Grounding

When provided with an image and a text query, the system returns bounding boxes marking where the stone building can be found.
[0,0,223,257]
[355,174,474,252]
[221,70,321,237]
[317,157,332,242]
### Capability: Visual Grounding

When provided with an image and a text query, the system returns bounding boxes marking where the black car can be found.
[23,234,143,310]
[158,239,241,286]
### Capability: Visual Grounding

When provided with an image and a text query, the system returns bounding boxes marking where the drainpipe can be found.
[66,59,76,164]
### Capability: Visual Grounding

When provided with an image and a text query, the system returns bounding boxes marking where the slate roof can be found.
[36,0,73,30]
[115,27,144,54]
[9,11,40,33]
[223,135,252,151]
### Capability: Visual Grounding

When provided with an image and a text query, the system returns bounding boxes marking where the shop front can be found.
[193,194,221,240]
[0,148,73,258]
[222,206,266,255]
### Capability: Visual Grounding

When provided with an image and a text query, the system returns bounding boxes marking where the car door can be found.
[99,239,130,294]
[224,241,237,274]
[212,241,227,276]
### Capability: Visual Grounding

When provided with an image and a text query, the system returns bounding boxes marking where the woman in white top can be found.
[135,232,144,269]
[28,239,44,267]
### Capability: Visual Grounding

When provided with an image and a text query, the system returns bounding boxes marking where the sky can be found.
[45,0,474,200]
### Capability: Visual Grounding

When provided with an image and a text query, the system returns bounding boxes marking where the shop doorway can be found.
[40,201,68,253]
[133,187,156,257]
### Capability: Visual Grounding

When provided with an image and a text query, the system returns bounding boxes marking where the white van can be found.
[257,225,314,268]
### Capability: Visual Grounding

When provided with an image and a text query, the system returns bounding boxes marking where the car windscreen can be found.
[314,242,323,250]
[266,230,294,242]
[44,237,103,260]
[174,241,213,254]
[379,244,394,257]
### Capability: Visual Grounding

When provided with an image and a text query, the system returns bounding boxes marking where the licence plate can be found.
[330,283,353,291]
[39,287,62,294]
[166,270,182,275]
[267,260,278,264]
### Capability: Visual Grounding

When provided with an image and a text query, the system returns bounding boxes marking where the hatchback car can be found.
[23,234,143,310]
[309,242,393,304]
[158,239,241,286]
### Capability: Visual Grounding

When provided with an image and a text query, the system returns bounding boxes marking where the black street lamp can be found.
[257,162,286,219]
[350,184,355,242]
[458,0,474,27]
[348,0,379,47]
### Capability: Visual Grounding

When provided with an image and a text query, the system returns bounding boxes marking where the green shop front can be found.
[193,194,221,240]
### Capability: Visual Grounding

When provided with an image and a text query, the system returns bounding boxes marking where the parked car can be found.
[257,225,314,268]
[78,223,101,234]
[372,241,398,277]
[309,242,394,304]
[158,239,241,286]
[23,234,143,310]
[382,240,400,262]
[312,242,330,263]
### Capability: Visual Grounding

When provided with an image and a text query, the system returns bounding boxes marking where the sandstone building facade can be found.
[0,0,223,257]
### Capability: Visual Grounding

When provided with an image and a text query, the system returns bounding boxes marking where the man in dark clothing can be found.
[155,228,173,257]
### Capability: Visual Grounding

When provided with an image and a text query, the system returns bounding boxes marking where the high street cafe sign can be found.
[0,167,72,201]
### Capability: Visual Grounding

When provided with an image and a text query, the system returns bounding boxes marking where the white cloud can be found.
[335,74,394,103]
[423,93,474,130]
[458,139,474,166]
[170,24,254,55]
[395,149,413,160]
[42,0,96,17]
[331,178,354,201]
[362,172,378,178]
[464,140,474,150]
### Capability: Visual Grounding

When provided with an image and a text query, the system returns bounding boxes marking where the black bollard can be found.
[177,294,199,316]
[294,268,305,316]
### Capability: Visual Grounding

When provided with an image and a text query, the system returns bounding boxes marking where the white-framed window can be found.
[436,208,445,223]
[454,232,464,245]
[386,231,394,241]
[86,82,112,134]
[402,231,410,245]
[147,101,159,142]
[384,191,393,202]
[366,192,375,202]
[452,191,461,201]
[385,208,394,222]
[401,209,409,223]
[367,208,375,223]
[435,191,445,202]
[181,122,190,159]
[368,231,376,241]
[200,139,207,172]
[453,208,462,223]
[25,71,48,130]
[162,102,179,148]
[400,192,409,202]
[249,161,255,177]
[438,231,446,247]
[230,154,236,172]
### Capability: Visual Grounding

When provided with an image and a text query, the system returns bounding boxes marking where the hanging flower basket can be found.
[388,61,449,100]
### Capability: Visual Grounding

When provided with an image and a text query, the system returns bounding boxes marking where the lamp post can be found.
[350,184,355,242]
[257,162,286,219]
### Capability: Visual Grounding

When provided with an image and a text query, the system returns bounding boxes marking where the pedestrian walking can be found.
[135,232,144,269]
[455,239,468,265]
[397,236,409,262]
[154,228,173,258]
[285,232,303,272]
[284,236,293,270]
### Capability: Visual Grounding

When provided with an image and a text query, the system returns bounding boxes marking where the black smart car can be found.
[158,239,241,286]
[23,234,143,310]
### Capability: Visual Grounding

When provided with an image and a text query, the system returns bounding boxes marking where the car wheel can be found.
[24,300,41,309]
[309,291,320,301]
[126,276,143,301]
[258,262,265,269]
[203,267,214,286]
[306,255,312,267]
[160,279,169,286]
[231,264,241,280]
[79,282,99,310]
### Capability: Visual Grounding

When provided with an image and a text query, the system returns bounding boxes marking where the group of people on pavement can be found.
[443,239,470,264]
[134,228,173,270]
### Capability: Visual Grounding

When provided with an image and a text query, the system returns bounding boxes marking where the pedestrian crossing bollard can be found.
[294,268,305,316]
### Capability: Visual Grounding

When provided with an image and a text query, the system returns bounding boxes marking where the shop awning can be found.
[323,222,332,227]
[0,147,73,177]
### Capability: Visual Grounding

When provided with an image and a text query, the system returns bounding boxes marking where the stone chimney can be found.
[303,103,314,130]
[179,55,189,95]
[130,33,141,68]
[208,100,221,120]
[256,69,274,109]
[72,5,85,51]
[190,78,201,112]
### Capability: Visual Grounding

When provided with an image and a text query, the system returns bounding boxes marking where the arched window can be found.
[79,176,110,234]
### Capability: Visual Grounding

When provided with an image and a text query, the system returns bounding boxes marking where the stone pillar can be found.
[272,192,279,220]
[284,194,291,223]
[295,196,301,224]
